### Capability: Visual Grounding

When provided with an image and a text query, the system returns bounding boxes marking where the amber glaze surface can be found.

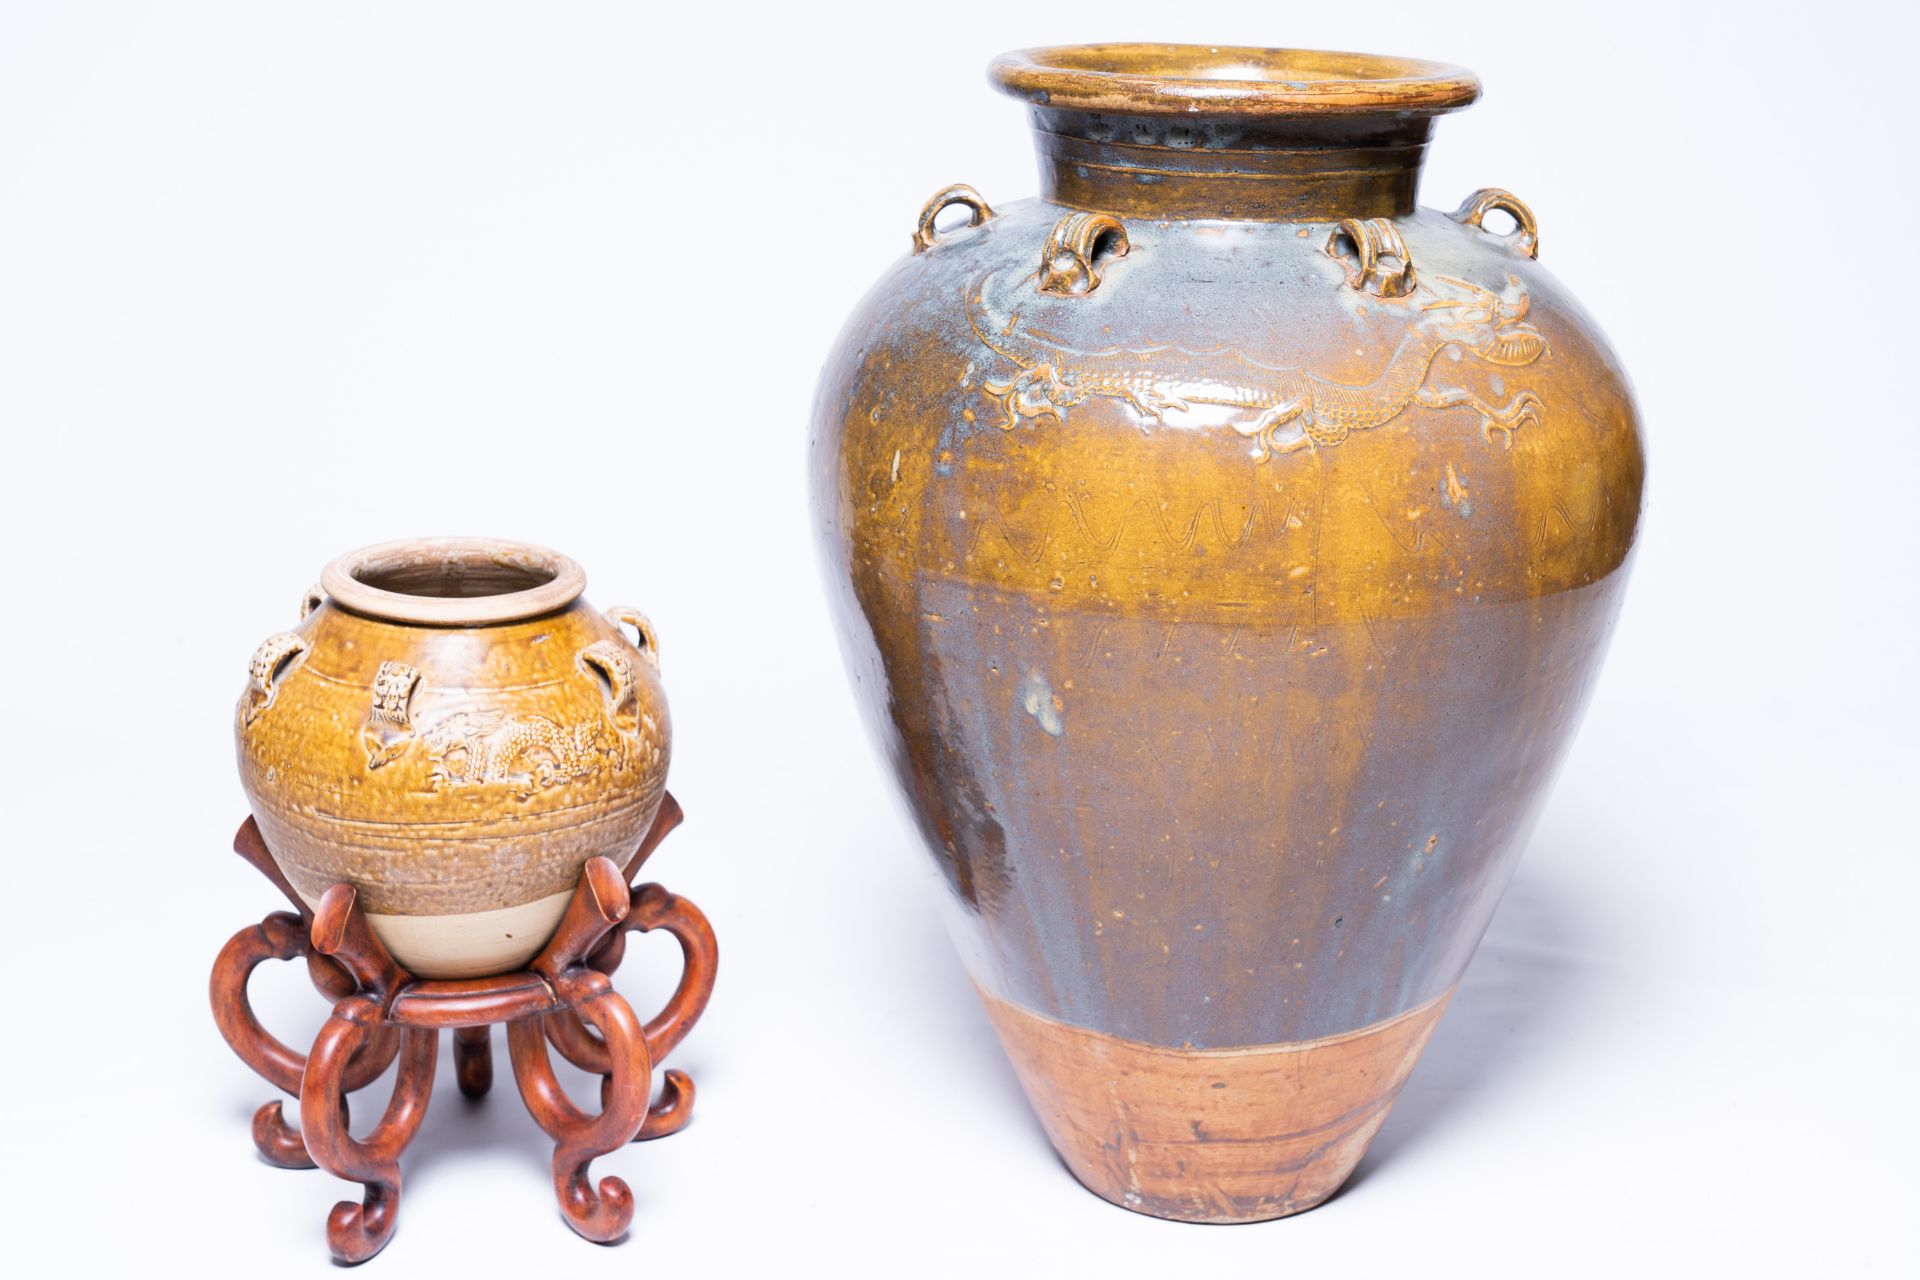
[810,45,1642,1220]
[236,538,670,978]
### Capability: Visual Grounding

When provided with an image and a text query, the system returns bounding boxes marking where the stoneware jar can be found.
[811,46,1642,1221]
[236,538,670,979]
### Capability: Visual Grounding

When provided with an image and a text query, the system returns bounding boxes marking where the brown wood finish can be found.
[979,985,1451,1223]
[301,1005,438,1262]
[453,1026,493,1099]
[210,795,717,1263]
[505,970,650,1242]
[545,877,716,1141]
[211,820,402,1169]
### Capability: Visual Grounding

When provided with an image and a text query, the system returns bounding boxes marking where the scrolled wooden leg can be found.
[544,1014,691,1139]
[454,1026,493,1099]
[583,791,684,977]
[213,912,315,1166]
[636,1070,695,1140]
[232,818,358,1004]
[543,882,715,1142]
[211,912,316,1096]
[543,1008,612,1075]
[250,1099,315,1168]
[586,926,627,977]
[543,1007,696,1145]
[301,998,437,1264]
[632,883,717,1138]
[212,911,403,1168]
[342,1030,405,1092]
[242,1032,402,1169]
[552,1017,692,1139]
[508,972,650,1243]
[625,883,718,1064]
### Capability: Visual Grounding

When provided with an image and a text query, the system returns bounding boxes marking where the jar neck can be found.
[1027,109,1435,222]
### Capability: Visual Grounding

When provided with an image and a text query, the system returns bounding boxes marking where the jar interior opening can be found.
[320,539,586,625]
[352,558,557,600]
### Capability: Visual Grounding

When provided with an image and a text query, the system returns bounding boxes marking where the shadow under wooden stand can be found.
[210,793,716,1264]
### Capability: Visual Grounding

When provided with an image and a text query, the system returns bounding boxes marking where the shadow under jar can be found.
[810,45,1643,1222]
[236,537,670,979]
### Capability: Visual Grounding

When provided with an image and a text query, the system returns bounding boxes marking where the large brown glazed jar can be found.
[236,538,670,979]
[811,46,1642,1222]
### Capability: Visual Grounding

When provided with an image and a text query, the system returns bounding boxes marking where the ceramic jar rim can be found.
[319,537,586,626]
[989,44,1481,118]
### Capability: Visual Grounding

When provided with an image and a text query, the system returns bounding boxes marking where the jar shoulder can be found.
[829,198,1635,425]
[812,197,1645,611]
[235,599,670,770]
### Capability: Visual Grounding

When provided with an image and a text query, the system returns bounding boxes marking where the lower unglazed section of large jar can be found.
[980,986,1451,1223]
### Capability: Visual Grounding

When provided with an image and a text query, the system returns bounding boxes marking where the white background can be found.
[3,2,1915,1274]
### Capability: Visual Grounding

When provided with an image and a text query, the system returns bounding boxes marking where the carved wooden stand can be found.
[211,794,715,1264]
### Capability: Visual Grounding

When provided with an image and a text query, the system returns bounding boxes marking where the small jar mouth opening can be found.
[319,537,585,626]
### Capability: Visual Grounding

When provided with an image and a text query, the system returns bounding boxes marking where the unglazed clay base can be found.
[978,985,1453,1223]
[297,886,575,980]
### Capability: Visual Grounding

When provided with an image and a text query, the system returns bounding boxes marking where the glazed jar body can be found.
[811,47,1643,1221]
[235,540,670,979]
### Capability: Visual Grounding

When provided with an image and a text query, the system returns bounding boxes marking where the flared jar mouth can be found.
[989,44,1480,117]
[319,537,585,626]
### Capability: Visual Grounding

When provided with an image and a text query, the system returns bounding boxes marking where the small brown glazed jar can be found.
[812,46,1643,1222]
[236,538,670,979]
